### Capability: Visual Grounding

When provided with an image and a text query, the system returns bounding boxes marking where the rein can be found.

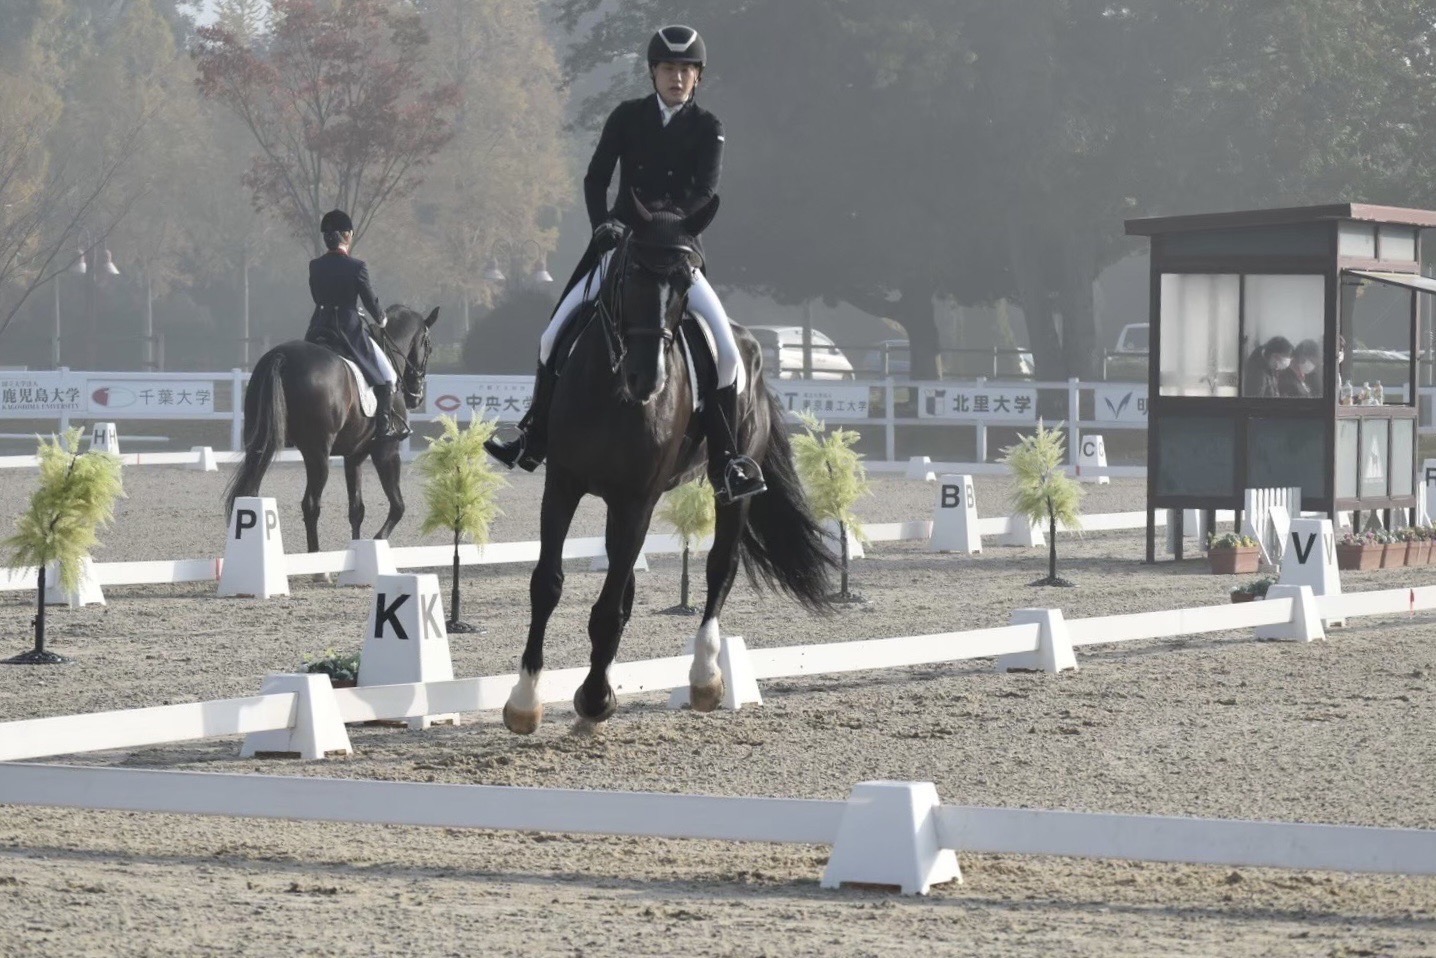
[595,234,685,375]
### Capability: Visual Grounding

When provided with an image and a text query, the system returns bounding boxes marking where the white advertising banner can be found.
[422,375,533,422]
[0,373,84,417]
[1094,385,1148,423]
[770,383,872,419]
[917,385,1037,420]
[85,379,215,418]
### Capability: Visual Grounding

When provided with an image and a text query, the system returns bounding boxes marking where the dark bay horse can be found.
[224,306,439,552]
[502,200,835,734]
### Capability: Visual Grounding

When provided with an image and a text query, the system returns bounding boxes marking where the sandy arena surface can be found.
[1,464,1435,956]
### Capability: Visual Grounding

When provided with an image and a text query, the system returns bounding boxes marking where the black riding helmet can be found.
[320,209,353,233]
[647,25,705,68]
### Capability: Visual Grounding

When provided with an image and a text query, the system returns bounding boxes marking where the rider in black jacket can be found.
[485,25,765,505]
[305,209,408,439]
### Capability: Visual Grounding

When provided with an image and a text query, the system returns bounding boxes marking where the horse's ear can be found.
[424,307,439,329]
[682,195,719,236]
[631,189,653,223]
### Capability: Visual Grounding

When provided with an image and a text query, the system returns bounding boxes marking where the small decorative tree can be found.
[3,429,124,664]
[656,477,715,615]
[415,414,506,633]
[791,412,870,603]
[1001,420,1084,587]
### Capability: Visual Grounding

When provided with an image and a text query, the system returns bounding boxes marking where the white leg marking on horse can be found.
[508,668,542,712]
[690,618,722,689]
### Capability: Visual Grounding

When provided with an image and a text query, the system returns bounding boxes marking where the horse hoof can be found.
[573,686,617,724]
[502,702,542,735]
[689,679,725,713]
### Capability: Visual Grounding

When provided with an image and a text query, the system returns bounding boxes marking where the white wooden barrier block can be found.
[338,539,397,588]
[820,781,960,895]
[217,497,289,598]
[1076,434,1109,485]
[87,422,120,456]
[358,573,458,729]
[668,635,763,711]
[240,673,351,760]
[1256,584,1326,643]
[821,519,865,560]
[590,549,649,572]
[930,475,981,554]
[996,608,1076,674]
[905,456,936,481]
[42,558,105,608]
[1000,514,1045,548]
[188,445,218,472]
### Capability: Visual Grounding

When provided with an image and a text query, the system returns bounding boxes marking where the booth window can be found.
[1241,275,1325,398]
[1159,274,1239,396]
[1343,278,1415,401]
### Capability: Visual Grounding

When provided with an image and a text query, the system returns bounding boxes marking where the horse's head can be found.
[611,193,718,404]
[382,305,439,408]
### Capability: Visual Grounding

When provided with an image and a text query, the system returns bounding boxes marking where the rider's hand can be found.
[592,218,625,250]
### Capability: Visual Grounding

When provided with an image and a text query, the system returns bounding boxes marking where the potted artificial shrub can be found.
[1230,576,1276,604]
[1207,532,1261,575]
[301,648,361,688]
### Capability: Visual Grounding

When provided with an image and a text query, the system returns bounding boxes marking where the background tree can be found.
[655,477,715,614]
[1002,421,1083,587]
[3,429,124,665]
[415,414,506,633]
[791,413,870,603]
[192,0,459,253]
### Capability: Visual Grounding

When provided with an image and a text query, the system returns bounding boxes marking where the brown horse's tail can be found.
[224,350,286,517]
[737,395,838,613]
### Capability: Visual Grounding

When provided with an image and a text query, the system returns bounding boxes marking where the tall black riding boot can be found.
[704,384,766,506]
[372,384,409,440]
[484,363,556,472]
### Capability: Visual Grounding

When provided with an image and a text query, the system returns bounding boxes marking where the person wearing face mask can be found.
[1279,339,1322,398]
[1243,336,1295,397]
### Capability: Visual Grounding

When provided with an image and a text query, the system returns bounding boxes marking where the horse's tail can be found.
[737,397,838,613]
[224,350,286,517]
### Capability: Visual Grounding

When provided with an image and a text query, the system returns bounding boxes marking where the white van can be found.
[746,326,855,380]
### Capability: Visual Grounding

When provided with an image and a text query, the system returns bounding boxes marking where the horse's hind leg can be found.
[574,496,654,725]
[504,470,585,735]
[369,441,405,539]
[689,500,748,713]
[299,446,332,555]
[343,455,365,540]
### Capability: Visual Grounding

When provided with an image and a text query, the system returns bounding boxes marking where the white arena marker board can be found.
[929,475,980,554]
[905,456,936,481]
[358,573,458,729]
[1076,434,1109,485]
[1277,518,1343,628]
[1422,459,1436,524]
[217,497,288,598]
[87,422,120,456]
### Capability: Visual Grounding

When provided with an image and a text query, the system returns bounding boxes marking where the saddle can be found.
[305,324,381,417]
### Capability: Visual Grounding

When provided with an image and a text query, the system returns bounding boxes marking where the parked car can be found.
[1114,323,1149,354]
[746,326,856,380]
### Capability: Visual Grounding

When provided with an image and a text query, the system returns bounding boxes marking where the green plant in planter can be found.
[656,478,715,615]
[1231,575,1277,598]
[791,412,870,603]
[301,648,361,683]
[1001,420,1084,587]
[416,414,507,634]
[2,429,123,664]
[1208,532,1259,550]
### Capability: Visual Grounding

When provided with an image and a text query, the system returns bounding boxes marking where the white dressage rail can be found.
[1,764,1433,888]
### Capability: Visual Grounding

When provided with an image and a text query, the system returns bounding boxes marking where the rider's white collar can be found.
[656,93,687,126]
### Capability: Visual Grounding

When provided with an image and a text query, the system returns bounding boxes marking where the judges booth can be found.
[1125,204,1436,560]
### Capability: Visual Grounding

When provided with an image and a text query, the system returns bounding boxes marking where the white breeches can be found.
[538,252,746,392]
[370,336,397,386]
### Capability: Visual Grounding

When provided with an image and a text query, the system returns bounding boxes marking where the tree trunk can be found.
[839,519,850,597]
[1048,507,1058,581]
[1006,220,1065,383]
[449,526,461,625]
[680,545,690,608]
[34,565,46,656]
[892,287,941,380]
[1057,239,1098,381]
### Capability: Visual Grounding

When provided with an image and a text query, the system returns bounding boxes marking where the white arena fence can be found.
[2,580,1436,892]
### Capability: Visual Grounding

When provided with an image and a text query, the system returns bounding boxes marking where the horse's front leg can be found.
[689,499,748,712]
[343,455,365,540]
[574,497,655,725]
[504,470,585,735]
[369,440,405,539]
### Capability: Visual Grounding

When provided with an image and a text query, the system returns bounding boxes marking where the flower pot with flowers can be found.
[1230,575,1277,603]
[1413,526,1434,566]
[1336,531,1383,571]
[1208,532,1261,574]
[1379,530,1405,568]
[301,648,361,688]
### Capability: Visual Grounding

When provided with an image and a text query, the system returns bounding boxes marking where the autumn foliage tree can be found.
[192,0,458,253]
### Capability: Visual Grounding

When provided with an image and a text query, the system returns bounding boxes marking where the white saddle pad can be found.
[340,358,379,417]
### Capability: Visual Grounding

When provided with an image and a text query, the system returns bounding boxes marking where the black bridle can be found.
[595,231,700,374]
[375,308,433,409]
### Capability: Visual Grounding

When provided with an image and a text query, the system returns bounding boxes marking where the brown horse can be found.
[224,306,438,551]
